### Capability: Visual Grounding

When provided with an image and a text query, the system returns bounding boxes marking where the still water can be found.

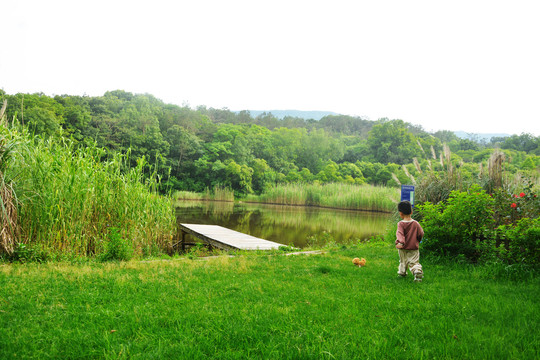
[175,201,390,248]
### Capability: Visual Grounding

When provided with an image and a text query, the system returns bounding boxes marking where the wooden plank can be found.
[179,224,282,250]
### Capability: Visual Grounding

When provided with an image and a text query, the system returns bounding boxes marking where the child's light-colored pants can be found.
[397,249,423,276]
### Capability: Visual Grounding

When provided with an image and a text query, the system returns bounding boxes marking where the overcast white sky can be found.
[1,0,539,136]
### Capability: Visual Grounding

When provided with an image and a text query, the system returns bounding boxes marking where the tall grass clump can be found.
[173,186,234,202]
[0,104,19,255]
[245,183,398,212]
[415,144,468,204]
[0,124,176,259]
[211,186,235,201]
[99,227,133,262]
[174,190,204,201]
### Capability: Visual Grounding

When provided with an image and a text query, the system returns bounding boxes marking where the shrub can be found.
[496,218,540,266]
[418,184,495,262]
[100,227,133,262]
[491,180,540,226]
[4,242,49,263]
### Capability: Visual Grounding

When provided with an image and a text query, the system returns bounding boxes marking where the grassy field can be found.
[1,242,538,359]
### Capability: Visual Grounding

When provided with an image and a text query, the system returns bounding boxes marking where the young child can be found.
[395,201,424,282]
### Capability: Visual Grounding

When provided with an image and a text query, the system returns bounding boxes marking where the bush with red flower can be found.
[491,181,540,227]
[418,180,539,266]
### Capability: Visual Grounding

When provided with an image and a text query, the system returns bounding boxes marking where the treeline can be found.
[1,90,538,195]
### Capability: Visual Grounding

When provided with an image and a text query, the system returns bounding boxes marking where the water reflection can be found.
[175,201,390,248]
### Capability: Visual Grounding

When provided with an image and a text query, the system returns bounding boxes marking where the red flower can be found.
[511,203,517,209]
[519,192,526,198]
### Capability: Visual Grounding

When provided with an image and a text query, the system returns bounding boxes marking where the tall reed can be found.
[487,149,505,191]
[210,186,235,201]
[416,144,464,204]
[1,124,176,258]
[245,183,398,212]
[0,121,20,254]
[174,186,234,202]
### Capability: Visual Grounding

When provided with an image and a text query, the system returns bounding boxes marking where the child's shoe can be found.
[414,272,423,282]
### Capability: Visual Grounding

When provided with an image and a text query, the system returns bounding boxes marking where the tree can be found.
[338,162,365,184]
[6,93,64,136]
[251,158,275,194]
[296,128,345,173]
[116,98,169,164]
[165,125,202,172]
[500,133,539,154]
[225,160,253,194]
[316,161,341,183]
[316,115,373,136]
[55,95,92,141]
[365,119,421,164]
[25,107,61,136]
[255,112,280,129]
[433,130,460,143]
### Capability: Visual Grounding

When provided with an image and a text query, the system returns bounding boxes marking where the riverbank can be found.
[1,242,538,359]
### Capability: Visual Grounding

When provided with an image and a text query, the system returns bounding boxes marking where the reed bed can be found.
[1,125,176,258]
[174,186,234,202]
[175,191,205,201]
[245,183,399,212]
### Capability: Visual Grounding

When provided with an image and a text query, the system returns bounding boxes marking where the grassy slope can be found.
[0,243,538,359]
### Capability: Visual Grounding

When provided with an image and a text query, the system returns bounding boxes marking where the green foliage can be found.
[419,185,495,262]
[491,181,540,226]
[433,129,460,143]
[99,227,132,262]
[4,242,48,263]
[3,90,539,198]
[365,119,422,164]
[415,170,463,204]
[520,156,536,170]
[277,245,296,252]
[0,131,20,255]
[498,133,539,154]
[1,124,175,259]
[418,177,540,267]
[496,218,540,266]
[185,242,210,259]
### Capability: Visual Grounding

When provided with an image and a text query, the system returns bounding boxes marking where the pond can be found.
[175,201,391,248]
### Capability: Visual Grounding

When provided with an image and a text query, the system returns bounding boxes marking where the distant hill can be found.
[240,110,513,140]
[453,131,510,141]
[240,110,339,120]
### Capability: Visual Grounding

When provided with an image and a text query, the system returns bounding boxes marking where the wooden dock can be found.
[178,224,283,251]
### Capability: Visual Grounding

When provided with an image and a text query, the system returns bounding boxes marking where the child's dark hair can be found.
[398,201,412,215]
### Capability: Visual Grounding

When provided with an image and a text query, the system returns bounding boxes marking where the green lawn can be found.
[1,243,538,359]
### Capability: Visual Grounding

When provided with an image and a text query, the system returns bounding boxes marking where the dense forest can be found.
[1,89,538,196]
